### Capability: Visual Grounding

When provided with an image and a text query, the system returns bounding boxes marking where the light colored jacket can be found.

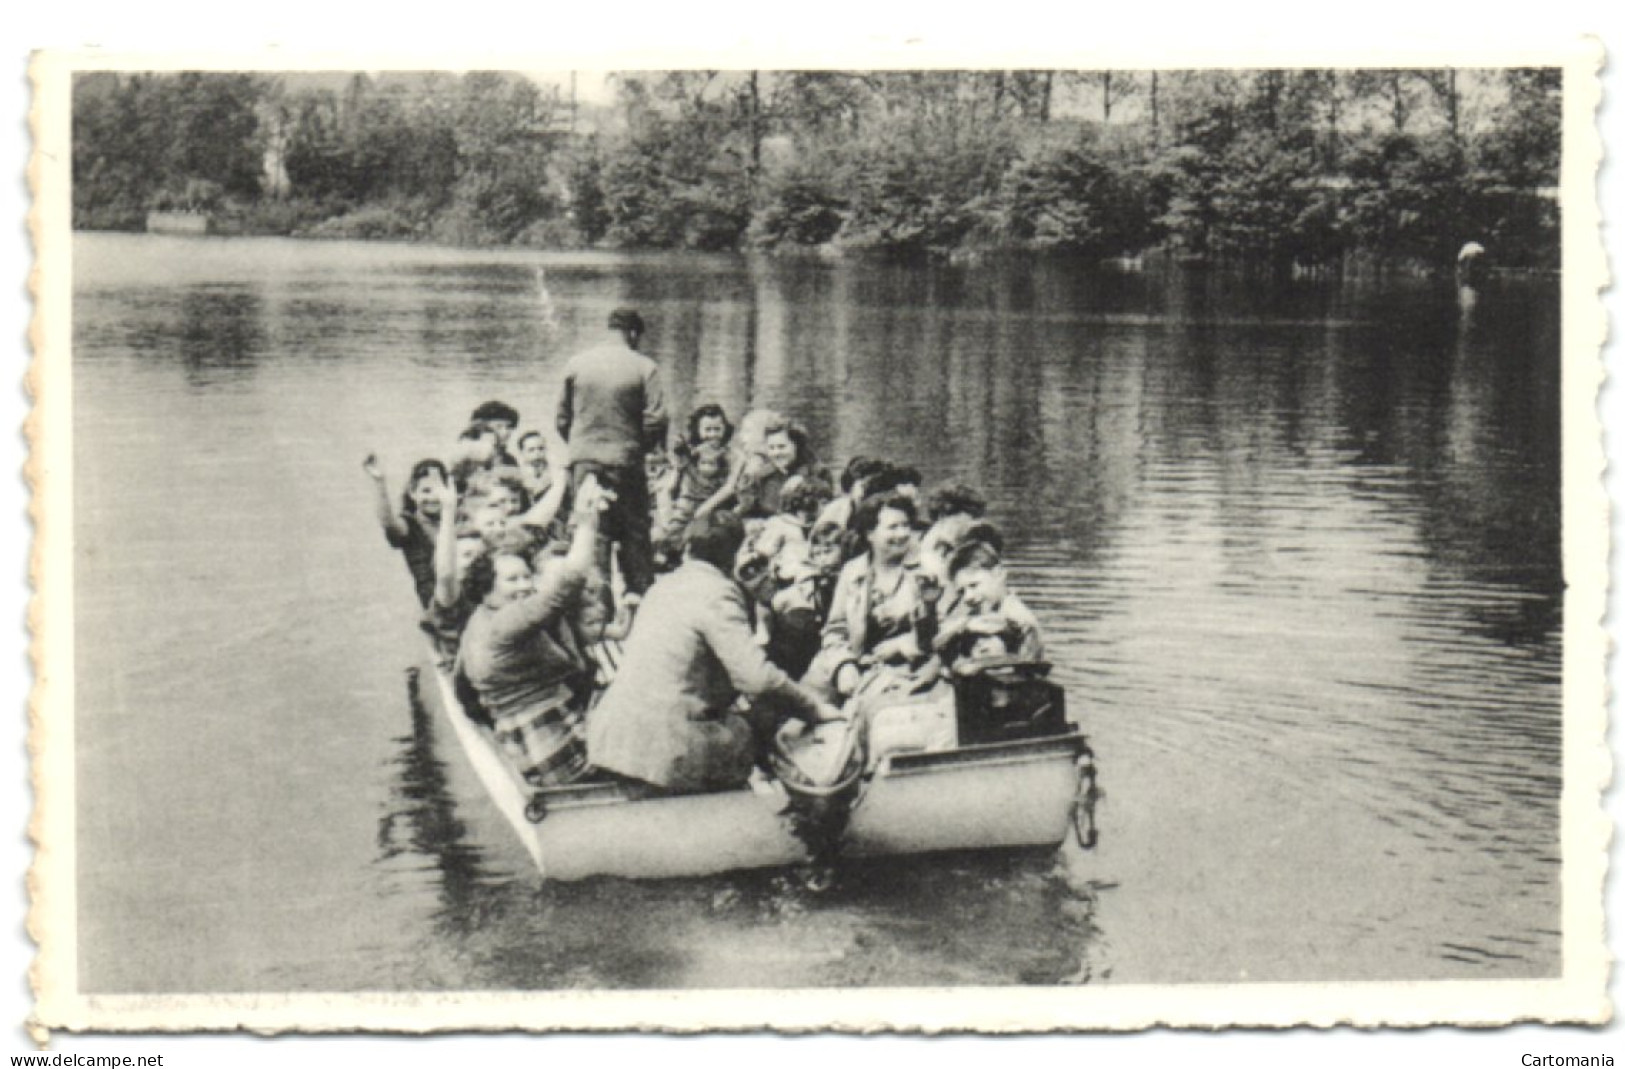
[555,341,669,467]
[820,554,933,666]
[586,559,822,790]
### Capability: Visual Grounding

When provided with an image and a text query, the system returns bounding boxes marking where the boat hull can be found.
[426,651,1089,881]
[145,210,212,235]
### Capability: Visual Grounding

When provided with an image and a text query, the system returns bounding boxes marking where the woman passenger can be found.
[694,407,780,522]
[364,454,448,609]
[657,404,736,559]
[680,402,734,455]
[810,491,936,702]
[455,476,611,789]
[737,417,829,517]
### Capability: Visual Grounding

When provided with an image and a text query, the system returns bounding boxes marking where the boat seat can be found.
[584,638,625,688]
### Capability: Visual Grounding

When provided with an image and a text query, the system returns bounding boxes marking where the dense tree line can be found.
[72,68,1561,268]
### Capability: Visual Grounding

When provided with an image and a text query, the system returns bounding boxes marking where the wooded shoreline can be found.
[73,69,1561,271]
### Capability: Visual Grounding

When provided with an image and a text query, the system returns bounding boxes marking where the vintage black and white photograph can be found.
[24,43,1608,1036]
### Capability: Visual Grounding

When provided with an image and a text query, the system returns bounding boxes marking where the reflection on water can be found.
[73,233,1562,991]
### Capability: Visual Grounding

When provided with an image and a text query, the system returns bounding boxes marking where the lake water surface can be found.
[72,232,1562,991]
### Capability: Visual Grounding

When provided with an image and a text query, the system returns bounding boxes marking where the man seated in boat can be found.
[586,509,840,796]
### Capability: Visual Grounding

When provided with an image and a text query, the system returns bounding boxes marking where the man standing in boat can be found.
[556,308,668,618]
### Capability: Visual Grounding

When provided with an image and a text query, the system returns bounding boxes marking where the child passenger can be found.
[693,407,780,522]
[463,468,530,518]
[762,519,845,678]
[657,404,736,557]
[755,474,834,565]
[933,539,1045,669]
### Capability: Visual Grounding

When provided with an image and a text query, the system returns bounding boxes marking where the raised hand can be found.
[572,474,617,521]
[432,470,460,511]
[362,453,384,481]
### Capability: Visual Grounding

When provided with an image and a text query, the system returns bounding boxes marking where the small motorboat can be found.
[425,647,1098,881]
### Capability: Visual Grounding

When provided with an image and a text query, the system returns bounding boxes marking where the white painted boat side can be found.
[425,649,1086,881]
[534,790,809,881]
[426,652,547,873]
[846,746,1081,857]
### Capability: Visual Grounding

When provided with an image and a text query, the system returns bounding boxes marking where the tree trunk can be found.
[1102,71,1113,123]
[1445,69,1459,141]
[746,71,762,200]
[1326,72,1341,171]
[1150,71,1159,145]
[1040,71,1053,123]
[1261,70,1281,132]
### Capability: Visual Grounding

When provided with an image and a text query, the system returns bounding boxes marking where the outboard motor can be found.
[770,718,868,887]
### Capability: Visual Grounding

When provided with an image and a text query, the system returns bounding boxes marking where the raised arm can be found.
[559,476,605,577]
[517,442,571,531]
[496,476,607,640]
[364,453,409,543]
[429,475,462,609]
[911,568,941,655]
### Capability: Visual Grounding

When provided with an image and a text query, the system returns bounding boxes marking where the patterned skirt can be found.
[489,682,590,788]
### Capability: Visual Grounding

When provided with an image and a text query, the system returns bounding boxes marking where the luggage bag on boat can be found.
[951,659,1068,745]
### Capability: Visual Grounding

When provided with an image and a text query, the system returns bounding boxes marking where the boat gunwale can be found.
[528,730,1091,813]
[876,728,1088,777]
[430,653,1088,801]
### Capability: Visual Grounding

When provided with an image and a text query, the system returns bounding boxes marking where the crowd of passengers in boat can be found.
[366,307,1047,797]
